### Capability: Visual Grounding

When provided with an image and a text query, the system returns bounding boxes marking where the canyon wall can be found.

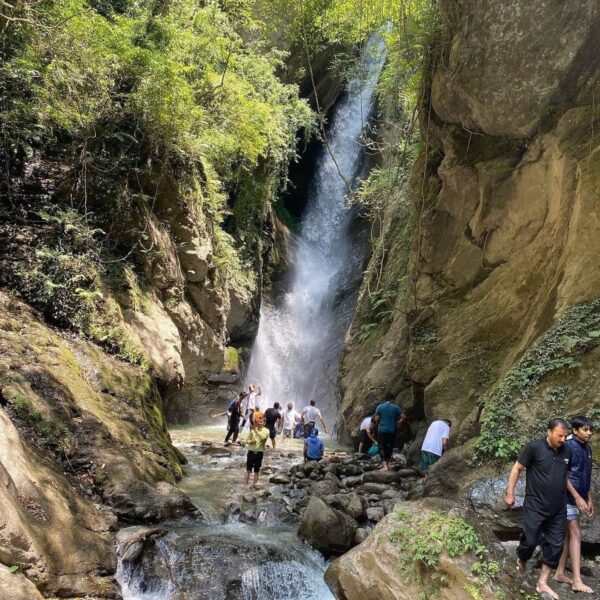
[338,0,600,461]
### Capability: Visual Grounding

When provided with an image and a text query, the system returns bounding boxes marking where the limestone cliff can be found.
[338,0,600,462]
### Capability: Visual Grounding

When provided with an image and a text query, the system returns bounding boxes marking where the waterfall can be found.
[245,37,386,424]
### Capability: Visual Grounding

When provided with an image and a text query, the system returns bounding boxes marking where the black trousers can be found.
[517,506,566,568]
[225,417,240,443]
[377,431,396,462]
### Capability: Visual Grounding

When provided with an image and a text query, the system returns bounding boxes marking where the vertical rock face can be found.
[338,0,600,449]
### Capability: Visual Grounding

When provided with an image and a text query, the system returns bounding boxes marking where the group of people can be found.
[358,394,452,473]
[506,416,594,598]
[223,388,596,596]
[221,386,329,486]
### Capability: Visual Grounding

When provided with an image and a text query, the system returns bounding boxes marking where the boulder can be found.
[310,479,340,497]
[0,564,44,600]
[358,482,392,495]
[269,473,291,485]
[325,499,520,600]
[298,497,358,555]
[465,472,525,537]
[341,475,364,488]
[366,506,385,522]
[324,492,367,520]
[363,471,403,485]
[324,472,342,486]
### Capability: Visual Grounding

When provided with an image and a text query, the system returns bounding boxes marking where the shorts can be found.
[566,504,580,521]
[246,450,264,473]
[267,424,278,440]
[282,428,292,438]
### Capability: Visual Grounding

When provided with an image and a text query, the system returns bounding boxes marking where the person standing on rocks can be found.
[224,391,245,445]
[374,393,404,471]
[304,428,324,463]
[301,399,328,439]
[357,413,377,455]
[281,402,299,447]
[419,419,451,471]
[240,384,261,432]
[555,415,594,594]
[244,411,269,487]
[504,418,572,600]
[264,402,283,450]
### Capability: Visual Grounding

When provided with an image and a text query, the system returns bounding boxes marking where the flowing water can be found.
[118,38,386,600]
[117,430,335,600]
[245,37,386,424]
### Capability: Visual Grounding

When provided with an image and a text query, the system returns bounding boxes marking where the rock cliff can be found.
[338,0,600,461]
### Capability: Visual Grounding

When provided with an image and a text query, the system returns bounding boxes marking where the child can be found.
[244,411,269,487]
[555,415,594,594]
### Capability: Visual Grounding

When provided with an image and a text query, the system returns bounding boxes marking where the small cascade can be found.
[245,36,386,423]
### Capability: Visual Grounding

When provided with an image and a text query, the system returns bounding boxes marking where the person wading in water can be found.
[224,391,245,445]
[244,411,269,488]
[264,402,282,450]
[240,384,261,432]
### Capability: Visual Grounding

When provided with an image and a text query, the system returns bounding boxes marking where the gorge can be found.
[1,0,600,599]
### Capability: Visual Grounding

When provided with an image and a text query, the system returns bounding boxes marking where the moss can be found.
[223,346,240,372]
[474,299,600,464]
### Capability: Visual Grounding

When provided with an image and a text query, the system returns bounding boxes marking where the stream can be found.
[117,427,335,600]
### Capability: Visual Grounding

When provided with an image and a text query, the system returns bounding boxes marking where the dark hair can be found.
[571,415,593,430]
[310,399,316,406]
[239,391,247,398]
[443,419,452,428]
[384,393,395,403]
[273,402,280,409]
[548,417,569,431]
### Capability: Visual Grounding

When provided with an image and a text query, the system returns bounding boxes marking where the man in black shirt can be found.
[264,402,282,450]
[505,418,571,600]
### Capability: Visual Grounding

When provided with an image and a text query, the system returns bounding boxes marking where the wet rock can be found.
[242,494,256,504]
[381,489,400,500]
[355,528,369,544]
[107,480,196,521]
[363,470,403,485]
[303,461,321,475]
[310,479,340,497]
[116,526,167,564]
[298,496,358,555]
[340,464,362,476]
[341,475,363,488]
[366,506,385,522]
[298,479,312,489]
[289,489,306,500]
[324,472,342,486]
[323,492,367,520]
[269,473,291,485]
[322,463,341,475]
[199,446,232,457]
[357,482,392,495]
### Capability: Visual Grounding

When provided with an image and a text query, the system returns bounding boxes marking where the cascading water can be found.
[117,38,387,600]
[245,37,386,423]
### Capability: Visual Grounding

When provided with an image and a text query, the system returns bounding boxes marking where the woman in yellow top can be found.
[244,411,270,487]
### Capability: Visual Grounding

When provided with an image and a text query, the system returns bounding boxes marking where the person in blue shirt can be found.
[304,428,324,463]
[555,415,594,594]
[374,393,405,471]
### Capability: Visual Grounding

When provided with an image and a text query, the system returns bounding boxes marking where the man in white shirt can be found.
[420,419,451,471]
[358,414,377,454]
[281,402,299,447]
[301,399,328,438]
[240,384,261,431]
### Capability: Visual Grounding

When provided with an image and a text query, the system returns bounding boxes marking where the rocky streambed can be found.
[115,434,600,600]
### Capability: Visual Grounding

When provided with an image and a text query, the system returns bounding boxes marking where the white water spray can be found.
[246,38,386,423]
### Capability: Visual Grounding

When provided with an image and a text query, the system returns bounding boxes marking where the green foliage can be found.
[390,509,487,577]
[474,299,600,464]
[357,287,395,343]
[471,560,501,583]
[1,0,313,299]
